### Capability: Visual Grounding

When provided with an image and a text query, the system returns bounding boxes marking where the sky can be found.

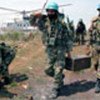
[0,0,99,28]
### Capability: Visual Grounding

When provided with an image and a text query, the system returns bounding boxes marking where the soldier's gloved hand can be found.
[34,11,42,17]
[30,12,42,26]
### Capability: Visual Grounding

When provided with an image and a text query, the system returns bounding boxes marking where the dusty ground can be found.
[0,34,100,100]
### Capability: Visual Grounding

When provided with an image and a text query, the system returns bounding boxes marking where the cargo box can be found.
[65,55,91,71]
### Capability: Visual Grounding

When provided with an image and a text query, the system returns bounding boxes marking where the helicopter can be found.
[0,1,72,32]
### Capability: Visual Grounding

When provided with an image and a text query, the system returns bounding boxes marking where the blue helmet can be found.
[97,4,100,10]
[46,2,59,11]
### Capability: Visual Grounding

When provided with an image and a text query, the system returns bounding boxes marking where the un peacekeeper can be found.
[30,2,73,99]
[0,42,16,87]
[89,4,100,93]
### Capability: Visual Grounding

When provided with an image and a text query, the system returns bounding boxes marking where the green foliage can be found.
[9,81,18,87]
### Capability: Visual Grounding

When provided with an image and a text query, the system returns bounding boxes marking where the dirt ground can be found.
[0,34,100,100]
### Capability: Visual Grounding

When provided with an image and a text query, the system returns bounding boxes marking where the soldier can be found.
[30,2,73,99]
[66,16,75,42]
[89,5,100,45]
[76,19,86,45]
[0,42,16,87]
[89,4,100,93]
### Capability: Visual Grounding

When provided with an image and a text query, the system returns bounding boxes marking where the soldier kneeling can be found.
[0,42,16,87]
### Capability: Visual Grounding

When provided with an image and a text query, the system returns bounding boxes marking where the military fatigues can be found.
[30,14,73,96]
[75,21,86,45]
[0,42,16,86]
[89,16,100,93]
[89,16,100,45]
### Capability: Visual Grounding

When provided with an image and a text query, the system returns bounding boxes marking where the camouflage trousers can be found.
[93,46,100,79]
[93,47,100,93]
[45,46,66,90]
[96,54,100,79]
[93,44,100,93]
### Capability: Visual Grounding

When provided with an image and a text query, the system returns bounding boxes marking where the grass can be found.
[9,81,18,87]
[0,31,35,42]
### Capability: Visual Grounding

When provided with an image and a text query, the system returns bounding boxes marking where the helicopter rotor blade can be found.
[0,6,41,15]
[21,9,42,14]
[0,3,72,15]
[0,7,20,13]
[23,3,73,14]
[59,4,72,7]
[0,12,19,15]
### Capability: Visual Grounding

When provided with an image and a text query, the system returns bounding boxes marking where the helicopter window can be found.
[16,24,19,27]
[7,23,13,26]
[23,24,25,27]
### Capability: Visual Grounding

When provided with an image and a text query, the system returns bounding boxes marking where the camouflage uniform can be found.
[0,42,16,86]
[89,17,100,45]
[89,15,100,93]
[30,13,73,97]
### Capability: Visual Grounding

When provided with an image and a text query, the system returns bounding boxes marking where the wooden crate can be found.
[65,55,91,71]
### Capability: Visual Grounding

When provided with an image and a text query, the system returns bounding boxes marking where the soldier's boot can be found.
[45,66,55,77]
[95,78,100,93]
[49,68,65,99]
[49,80,64,99]
[49,88,58,99]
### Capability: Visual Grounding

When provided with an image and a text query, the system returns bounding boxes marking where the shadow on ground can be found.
[60,80,95,96]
